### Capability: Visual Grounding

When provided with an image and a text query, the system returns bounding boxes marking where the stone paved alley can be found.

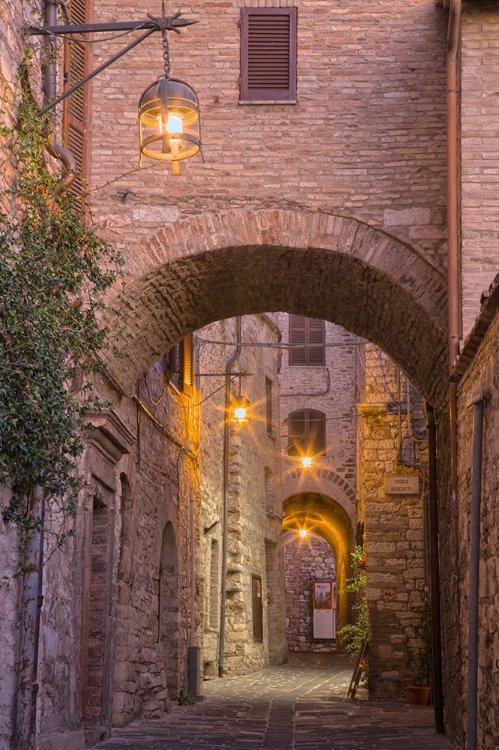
[95,654,454,750]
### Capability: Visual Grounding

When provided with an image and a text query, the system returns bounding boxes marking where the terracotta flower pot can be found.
[407,684,430,705]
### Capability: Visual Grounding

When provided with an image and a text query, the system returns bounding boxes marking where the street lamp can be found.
[301,456,313,469]
[138,25,201,174]
[229,395,251,425]
[29,9,201,174]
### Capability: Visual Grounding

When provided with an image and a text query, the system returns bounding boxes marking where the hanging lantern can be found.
[138,76,201,174]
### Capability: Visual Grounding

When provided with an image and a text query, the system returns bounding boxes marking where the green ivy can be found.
[0,81,123,534]
[337,545,369,654]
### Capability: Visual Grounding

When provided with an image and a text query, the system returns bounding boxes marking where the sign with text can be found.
[312,581,336,639]
[385,475,420,495]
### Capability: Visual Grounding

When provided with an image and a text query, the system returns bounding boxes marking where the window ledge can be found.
[239,99,297,106]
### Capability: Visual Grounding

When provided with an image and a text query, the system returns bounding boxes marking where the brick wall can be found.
[461,5,499,337]
[89,0,448,269]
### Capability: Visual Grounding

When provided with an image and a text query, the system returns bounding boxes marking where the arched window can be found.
[288,409,326,456]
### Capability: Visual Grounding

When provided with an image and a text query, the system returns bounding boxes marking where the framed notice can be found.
[312,581,336,639]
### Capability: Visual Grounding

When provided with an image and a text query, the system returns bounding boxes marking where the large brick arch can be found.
[102,208,448,407]
[281,470,356,521]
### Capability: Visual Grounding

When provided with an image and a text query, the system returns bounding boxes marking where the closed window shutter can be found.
[289,314,307,366]
[63,0,91,202]
[289,315,325,366]
[308,318,325,366]
[240,8,297,103]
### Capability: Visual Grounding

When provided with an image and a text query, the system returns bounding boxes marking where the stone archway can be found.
[101,208,448,409]
[283,493,353,645]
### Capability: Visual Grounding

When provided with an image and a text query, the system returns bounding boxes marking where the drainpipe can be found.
[43,0,76,196]
[447,0,461,490]
[13,5,77,745]
[467,387,484,750]
[12,487,45,750]
[427,405,444,734]
[218,317,242,677]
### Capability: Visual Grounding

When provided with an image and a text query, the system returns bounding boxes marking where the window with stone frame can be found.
[240,7,297,104]
[287,409,326,456]
[289,315,325,366]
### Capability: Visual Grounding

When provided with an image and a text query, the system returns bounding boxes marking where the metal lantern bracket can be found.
[25,12,198,116]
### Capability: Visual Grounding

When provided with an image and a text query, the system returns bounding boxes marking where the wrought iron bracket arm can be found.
[33,12,198,116]
[25,13,198,37]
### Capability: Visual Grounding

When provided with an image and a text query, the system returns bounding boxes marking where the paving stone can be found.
[96,654,454,750]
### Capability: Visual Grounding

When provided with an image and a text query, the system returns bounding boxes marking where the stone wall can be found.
[283,531,337,652]
[198,315,286,677]
[358,345,429,700]
[0,489,21,750]
[455,281,499,749]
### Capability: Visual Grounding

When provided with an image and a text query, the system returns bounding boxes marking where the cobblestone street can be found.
[96,654,454,750]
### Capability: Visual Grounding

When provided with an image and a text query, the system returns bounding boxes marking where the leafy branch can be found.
[0,74,123,535]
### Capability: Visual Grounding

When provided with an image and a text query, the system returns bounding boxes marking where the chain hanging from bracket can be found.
[161,0,171,78]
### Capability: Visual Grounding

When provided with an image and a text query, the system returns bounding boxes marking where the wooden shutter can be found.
[308,318,325,366]
[288,410,306,455]
[265,376,273,434]
[289,315,325,366]
[182,333,194,396]
[308,409,326,456]
[240,8,297,103]
[288,409,326,456]
[289,314,307,366]
[63,0,91,202]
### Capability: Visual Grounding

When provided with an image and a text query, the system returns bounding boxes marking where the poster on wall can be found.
[312,581,336,639]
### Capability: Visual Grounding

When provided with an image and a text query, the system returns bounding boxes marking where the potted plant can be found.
[407,594,432,705]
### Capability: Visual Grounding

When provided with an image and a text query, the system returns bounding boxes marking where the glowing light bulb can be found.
[301,456,313,469]
[234,406,248,422]
[299,529,308,538]
[166,113,183,134]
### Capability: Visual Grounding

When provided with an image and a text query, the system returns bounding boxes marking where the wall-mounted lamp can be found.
[138,25,201,174]
[229,395,251,425]
[301,456,313,469]
[28,9,201,176]
[299,528,308,538]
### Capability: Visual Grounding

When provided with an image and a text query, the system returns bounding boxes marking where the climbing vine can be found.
[337,545,369,654]
[0,75,123,536]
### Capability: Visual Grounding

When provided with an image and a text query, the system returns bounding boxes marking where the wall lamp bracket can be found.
[25,13,198,118]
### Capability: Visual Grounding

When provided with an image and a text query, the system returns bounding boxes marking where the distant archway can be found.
[101,208,448,408]
[283,492,353,644]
